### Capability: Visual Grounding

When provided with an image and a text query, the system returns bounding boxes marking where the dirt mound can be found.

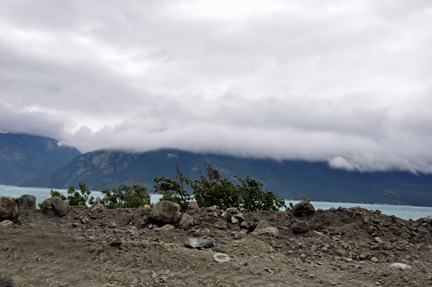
[1,201,432,286]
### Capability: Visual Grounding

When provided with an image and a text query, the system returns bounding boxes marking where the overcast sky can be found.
[1,0,432,173]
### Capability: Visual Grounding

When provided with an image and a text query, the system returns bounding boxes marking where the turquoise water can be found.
[1,185,431,221]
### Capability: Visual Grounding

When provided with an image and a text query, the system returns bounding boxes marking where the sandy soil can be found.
[1,202,432,287]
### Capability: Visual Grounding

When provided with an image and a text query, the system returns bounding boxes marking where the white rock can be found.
[389,263,412,270]
[0,220,14,227]
[213,253,231,263]
[253,227,279,237]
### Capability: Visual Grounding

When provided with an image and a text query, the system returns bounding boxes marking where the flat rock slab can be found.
[185,238,215,249]
[213,253,230,263]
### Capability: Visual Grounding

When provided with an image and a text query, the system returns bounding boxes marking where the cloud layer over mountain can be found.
[1,0,432,173]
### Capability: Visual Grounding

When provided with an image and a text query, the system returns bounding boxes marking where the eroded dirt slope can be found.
[1,203,432,286]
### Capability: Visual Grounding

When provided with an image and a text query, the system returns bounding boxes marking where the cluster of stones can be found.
[0,195,36,226]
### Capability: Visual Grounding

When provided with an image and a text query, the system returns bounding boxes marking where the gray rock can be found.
[16,194,36,210]
[179,213,195,230]
[158,224,175,231]
[336,249,347,257]
[240,221,250,229]
[226,207,239,214]
[416,244,429,251]
[291,201,315,216]
[213,253,230,263]
[359,252,368,260]
[233,231,245,239]
[0,220,14,227]
[142,205,152,212]
[312,230,329,239]
[222,207,240,220]
[205,205,221,218]
[231,217,239,224]
[0,197,19,222]
[424,215,432,225]
[231,264,240,270]
[206,205,220,212]
[214,220,227,230]
[291,221,310,234]
[109,237,123,246]
[370,257,379,263]
[389,263,412,270]
[234,213,245,223]
[150,201,181,224]
[186,201,200,214]
[109,222,117,228]
[414,227,431,241]
[374,237,384,244]
[253,227,279,237]
[185,238,215,249]
[254,220,270,230]
[90,204,106,213]
[41,197,70,217]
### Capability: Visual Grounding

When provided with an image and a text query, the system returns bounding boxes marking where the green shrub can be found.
[235,176,287,212]
[97,178,151,209]
[153,164,191,211]
[49,179,151,209]
[50,182,96,206]
[155,163,291,212]
[187,164,241,210]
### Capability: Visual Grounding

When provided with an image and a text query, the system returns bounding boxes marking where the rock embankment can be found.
[1,196,432,286]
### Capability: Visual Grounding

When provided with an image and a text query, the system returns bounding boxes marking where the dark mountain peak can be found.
[0,133,81,185]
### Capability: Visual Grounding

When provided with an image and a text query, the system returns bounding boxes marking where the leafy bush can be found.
[96,178,151,209]
[187,164,241,210]
[49,179,151,209]
[153,164,191,211]
[235,176,287,212]
[50,182,96,206]
[155,163,290,212]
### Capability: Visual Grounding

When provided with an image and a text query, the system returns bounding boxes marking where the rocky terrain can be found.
[1,196,432,287]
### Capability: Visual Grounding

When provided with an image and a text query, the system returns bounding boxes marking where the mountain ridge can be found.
[21,147,432,206]
[0,133,81,185]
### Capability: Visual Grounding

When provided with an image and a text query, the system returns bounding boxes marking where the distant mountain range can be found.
[2,133,432,206]
[0,133,81,185]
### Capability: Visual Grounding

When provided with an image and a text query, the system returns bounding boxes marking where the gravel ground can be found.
[1,201,432,286]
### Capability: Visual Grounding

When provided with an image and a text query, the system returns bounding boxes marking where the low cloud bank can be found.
[1,1,432,174]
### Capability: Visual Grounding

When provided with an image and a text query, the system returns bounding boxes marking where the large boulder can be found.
[291,221,310,234]
[186,201,200,214]
[0,197,19,222]
[16,194,36,210]
[41,197,70,217]
[291,201,315,216]
[179,213,195,230]
[150,201,180,224]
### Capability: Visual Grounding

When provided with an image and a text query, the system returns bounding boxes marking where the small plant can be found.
[50,182,96,206]
[96,178,151,209]
[235,176,287,212]
[153,164,191,211]
[302,194,310,202]
[187,164,241,210]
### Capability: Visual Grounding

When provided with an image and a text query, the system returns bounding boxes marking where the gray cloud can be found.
[1,0,432,174]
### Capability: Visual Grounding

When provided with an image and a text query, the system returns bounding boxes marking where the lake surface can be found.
[1,185,431,221]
